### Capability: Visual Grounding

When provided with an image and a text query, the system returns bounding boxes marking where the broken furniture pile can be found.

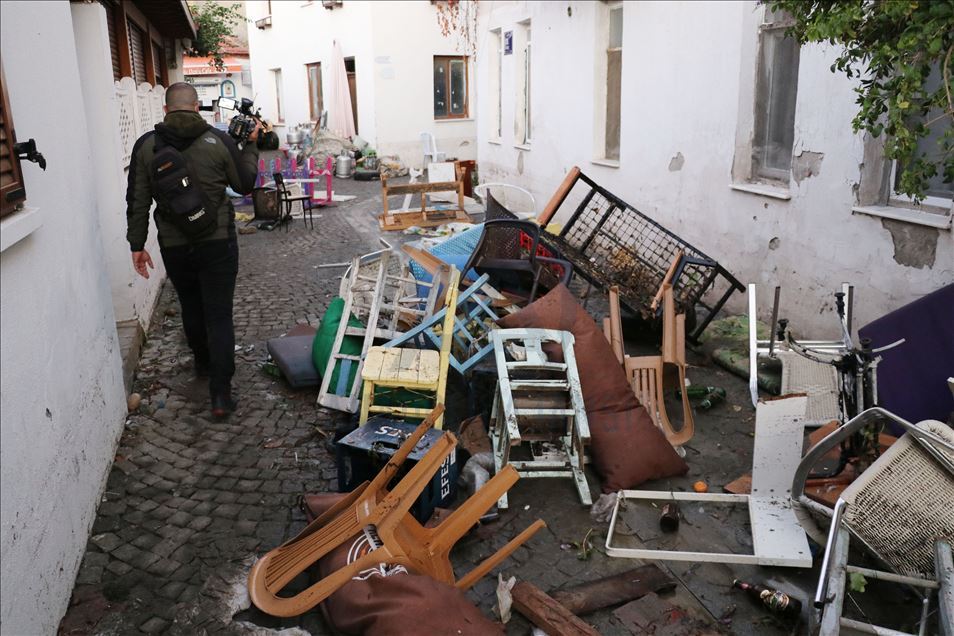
[253,169,953,634]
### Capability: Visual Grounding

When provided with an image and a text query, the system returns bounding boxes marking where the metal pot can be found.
[335,153,354,178]
[285,129,304,145]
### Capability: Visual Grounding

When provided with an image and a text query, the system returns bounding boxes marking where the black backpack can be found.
[150,133,218,240]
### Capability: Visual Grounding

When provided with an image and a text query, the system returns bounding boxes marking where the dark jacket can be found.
[125,110,259,251]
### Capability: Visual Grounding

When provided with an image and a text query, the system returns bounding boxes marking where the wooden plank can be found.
[401,244,449,276]
[384,179,461,195]
[550,565,676,616]
[416,350,441,385]
[361,347,388,382]
[378,208,471,231]
[651,250,684,312]
[375,348,404,383]
[398,348,422,384]
[511,581,600,636]
[537,166,581,226]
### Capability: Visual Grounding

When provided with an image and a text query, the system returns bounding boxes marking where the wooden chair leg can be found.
[426,465,521,553]
[455,520,546,590]
[359,379,373,424]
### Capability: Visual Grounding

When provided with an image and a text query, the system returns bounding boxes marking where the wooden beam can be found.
[537,166,580,226]
[512,581,600,636]
[550,565,676,616]
[651,250,684,312]
[384,180,461,195]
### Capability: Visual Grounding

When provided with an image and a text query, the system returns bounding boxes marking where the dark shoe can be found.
[211,393,237,419]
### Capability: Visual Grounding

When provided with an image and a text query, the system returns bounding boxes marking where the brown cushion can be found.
[497,284,639,415]
[301,494,504,636]
[587,407,689,492]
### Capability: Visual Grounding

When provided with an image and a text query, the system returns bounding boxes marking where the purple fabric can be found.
[858,284,954,433]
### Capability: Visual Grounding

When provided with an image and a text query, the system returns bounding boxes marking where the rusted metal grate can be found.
[535,170,744,342]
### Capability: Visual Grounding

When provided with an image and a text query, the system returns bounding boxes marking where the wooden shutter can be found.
[127,18,147,84]
[152,41,165,86]
[0,62,27,219]
[103,1,121,81]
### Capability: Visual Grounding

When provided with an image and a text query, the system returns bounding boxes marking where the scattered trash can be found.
[677,385,726,410]
[263,438,284,449]
[126,392,141,412]
[590,493,617,524]
[718,603,737,626]
[693,481,709,493]
[659,502,680,532]
[496,574,516,623]
[576,528,595,561]
[551,565,676,615]
[261,361,281,378]
[457,415,492,455]
[732,579,802,618]
[238,225,258,235]
[460,452,492,496]
[235,212,254,222]
[524,505,530,511]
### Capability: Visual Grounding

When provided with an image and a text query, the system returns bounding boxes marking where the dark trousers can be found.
[160,238,239,397]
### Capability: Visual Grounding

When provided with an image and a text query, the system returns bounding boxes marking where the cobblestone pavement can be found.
[59,178,842,635]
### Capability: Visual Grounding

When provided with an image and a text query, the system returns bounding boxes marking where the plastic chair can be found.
[273,172,315,230]
[359,268,461,429]
[797,410,954,635]
[420,131,446,168]
[247,406,547,618]
[461,219,571,303]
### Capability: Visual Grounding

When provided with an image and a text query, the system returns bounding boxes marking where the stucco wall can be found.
[246,0,476,168]
[476,1,953,334]
[0,2,128,633]
[72,1,167,328]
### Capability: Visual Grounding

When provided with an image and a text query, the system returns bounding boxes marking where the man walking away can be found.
[126,82,260,418]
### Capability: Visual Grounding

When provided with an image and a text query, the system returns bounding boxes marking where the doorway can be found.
[344,56,358,133]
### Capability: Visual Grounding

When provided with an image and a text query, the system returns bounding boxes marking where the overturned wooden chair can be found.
[605,283,695,448]
[359,268,461,429]
[248,406,546,618]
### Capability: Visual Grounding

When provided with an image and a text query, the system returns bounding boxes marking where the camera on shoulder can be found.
[217,97,279,150]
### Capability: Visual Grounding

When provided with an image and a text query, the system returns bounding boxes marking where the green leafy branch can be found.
[768,1,954,202]
[187,2,244,71]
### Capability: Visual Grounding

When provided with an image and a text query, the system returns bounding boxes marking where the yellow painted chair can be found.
[359,268,461,429]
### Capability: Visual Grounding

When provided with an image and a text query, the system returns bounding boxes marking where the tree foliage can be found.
[187,2,243,71]
[768,0,953,202]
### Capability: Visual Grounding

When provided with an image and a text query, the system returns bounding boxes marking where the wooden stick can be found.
[512,581,601,636]
[537,166,581,226]
[607,285,624,365]
[550,565,675,616]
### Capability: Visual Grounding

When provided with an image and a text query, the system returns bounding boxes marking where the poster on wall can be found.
[504,31,513,54]
[221,80,236,98]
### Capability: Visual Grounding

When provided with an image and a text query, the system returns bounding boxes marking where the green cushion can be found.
[313,297,364,396]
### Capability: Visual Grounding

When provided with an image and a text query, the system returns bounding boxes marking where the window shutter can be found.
[152,41,164,86]
[127,19,147,84]
[0,62,27,219]
[104,1,121,81]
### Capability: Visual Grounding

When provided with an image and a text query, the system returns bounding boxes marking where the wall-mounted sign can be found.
[504,31,513,55]
[220,80,236,98]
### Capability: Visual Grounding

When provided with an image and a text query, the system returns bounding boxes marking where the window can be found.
[152,41,166,87]
[306,62,323,121]
[272,68,284,122]
[1,63,27,218]
[490,29,502,139]
[752,9,799,181]
[605,5,622,160]
[104,1,121,81]
[127,18,148,84]
[523,26,531,144]
[433,56,468,119]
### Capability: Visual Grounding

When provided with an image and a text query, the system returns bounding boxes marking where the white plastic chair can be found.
[421,132,446,168]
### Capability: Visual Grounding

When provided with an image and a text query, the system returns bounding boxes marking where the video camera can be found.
[217,97,279,149]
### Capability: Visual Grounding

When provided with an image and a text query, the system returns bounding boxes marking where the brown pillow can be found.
[587,407,688,492]
[497,284,639,415]
[301,494,504,636]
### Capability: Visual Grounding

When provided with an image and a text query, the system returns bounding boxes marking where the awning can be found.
[183,56,246,75]
[132,0,196,40]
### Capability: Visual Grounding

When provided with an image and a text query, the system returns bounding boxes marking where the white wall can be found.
[72,1,167,327]
[0,2,127,633]
[246,0,477,168]
[476,1,953,334]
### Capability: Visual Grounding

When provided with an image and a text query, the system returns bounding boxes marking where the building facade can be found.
[246,0,478,168]
[0,2,194,632]
[475,1,952,332]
